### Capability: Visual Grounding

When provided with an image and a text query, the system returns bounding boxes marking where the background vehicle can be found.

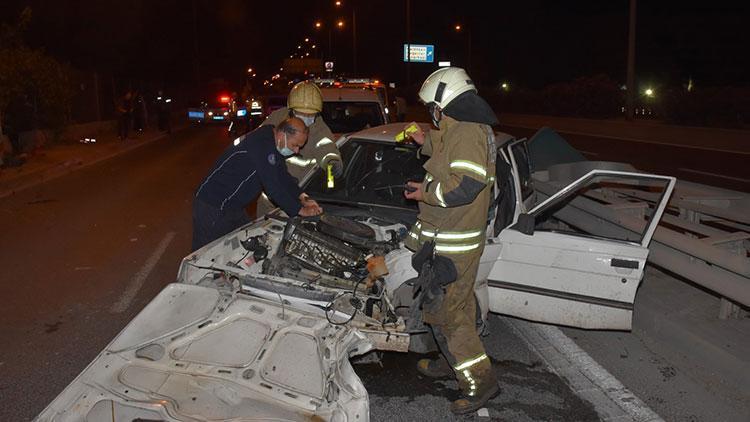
[316,77,393,123]
[187,95,233,124]
[262,94,287,116]
[319,87,388,134]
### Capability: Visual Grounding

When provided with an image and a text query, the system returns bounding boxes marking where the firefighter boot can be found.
[450,354,499,415]
[416,355,453,378]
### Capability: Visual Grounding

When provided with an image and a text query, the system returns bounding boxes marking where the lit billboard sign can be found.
[403,44,434,63]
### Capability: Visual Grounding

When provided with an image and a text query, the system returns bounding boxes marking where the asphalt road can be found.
[358,314,599,422]
[0,126,601,421]
[498,125,750,193]
[0,126,224,420]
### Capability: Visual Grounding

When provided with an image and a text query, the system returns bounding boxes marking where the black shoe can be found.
[416,357,453,378]
[450,382,500,415]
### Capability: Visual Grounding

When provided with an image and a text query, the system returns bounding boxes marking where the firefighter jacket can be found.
[405,116,496,255]
[262,107,342,181]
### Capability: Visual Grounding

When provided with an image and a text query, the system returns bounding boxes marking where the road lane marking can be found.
[502,124,750,156]
[110,231,176,314]
[677,168,750,183]
[578,150,600,156]
[506,317,663,422]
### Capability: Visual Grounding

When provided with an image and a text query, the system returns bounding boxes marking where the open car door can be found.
[484,169,676,330]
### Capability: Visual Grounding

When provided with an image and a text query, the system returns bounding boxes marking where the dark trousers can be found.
[191,199,251,251]
[118,113,131,139]
[158,112,171,133]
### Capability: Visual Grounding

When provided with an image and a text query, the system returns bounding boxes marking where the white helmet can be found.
[418,67,477,109]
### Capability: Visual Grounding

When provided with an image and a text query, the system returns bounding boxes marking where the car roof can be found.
[320,87,381,103]
[347,122,432,143]
[348,122,517,146]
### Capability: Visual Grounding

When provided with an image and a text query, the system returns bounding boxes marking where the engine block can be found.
[283,221,363,277]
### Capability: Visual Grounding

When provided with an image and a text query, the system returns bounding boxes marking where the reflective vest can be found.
[405,116,496,255]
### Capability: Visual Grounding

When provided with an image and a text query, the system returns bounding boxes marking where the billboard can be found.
[403,44,435,63]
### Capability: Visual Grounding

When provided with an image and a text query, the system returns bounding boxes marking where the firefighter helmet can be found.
[418,67,476,109]
[288,81,323,114]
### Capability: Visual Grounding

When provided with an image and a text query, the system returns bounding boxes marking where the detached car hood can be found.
[36,283,371,421]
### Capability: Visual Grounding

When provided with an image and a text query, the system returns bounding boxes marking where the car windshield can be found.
[321,102,384,133]
[305,138,426,209]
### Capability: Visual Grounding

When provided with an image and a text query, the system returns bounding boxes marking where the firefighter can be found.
[262,81,343,181]
[404,67,500,414]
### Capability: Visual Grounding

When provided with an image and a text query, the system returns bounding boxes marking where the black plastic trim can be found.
[487,279,633,310]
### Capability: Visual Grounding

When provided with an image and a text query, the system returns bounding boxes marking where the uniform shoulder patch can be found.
[267,153,276,165]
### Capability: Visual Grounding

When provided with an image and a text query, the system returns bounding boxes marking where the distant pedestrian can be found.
[155,90,172,134]
[116,90,133,140]
[395,95,408,122]
[132,90,147,134]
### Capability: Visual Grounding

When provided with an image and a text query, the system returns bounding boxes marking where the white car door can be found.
[482,169,675,330]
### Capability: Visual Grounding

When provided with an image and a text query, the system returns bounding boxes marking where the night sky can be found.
[1,0,747,95]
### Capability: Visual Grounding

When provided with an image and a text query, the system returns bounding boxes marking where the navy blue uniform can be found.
[192,125,302,249]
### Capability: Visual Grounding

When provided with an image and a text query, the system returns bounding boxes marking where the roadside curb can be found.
[504,316,663,422]
[0,127,184,200]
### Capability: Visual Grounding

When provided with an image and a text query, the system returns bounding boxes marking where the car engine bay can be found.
[179,208,418,350]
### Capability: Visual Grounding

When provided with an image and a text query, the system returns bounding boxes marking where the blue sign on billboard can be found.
[403,44,435,63]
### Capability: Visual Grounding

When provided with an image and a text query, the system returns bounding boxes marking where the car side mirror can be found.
[510,213,535,235]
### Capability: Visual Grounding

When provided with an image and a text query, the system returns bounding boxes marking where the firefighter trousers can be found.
[422,249,494,389]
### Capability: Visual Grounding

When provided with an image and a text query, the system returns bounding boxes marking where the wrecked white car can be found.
[36,123,674,421]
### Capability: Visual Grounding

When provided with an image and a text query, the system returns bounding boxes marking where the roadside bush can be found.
[0,8,75,141]
[492,74,622,119]
[661,87,750,129]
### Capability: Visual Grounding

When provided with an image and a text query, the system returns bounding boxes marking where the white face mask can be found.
[294,111,316,127]
[277,133,295,157]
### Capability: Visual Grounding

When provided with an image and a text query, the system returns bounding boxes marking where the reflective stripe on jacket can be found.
[405,116,495,254]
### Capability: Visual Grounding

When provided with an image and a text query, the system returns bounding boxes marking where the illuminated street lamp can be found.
[454,24,462,31]
[501,82,509,91]
[644,88,654,97]
[246,67,253,73]
[315,19,346,62]
[333,0,358,73]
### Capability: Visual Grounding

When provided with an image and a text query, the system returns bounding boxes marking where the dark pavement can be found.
[0,125,603,421]
[499,125,750,193]
[0,126,226,420]
[358,315,600,422]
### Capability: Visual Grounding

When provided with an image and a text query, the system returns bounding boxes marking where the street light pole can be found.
[353,9,357,74]
[406,0,411,87]
[455,23,472,72]
[626,0,637,121]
